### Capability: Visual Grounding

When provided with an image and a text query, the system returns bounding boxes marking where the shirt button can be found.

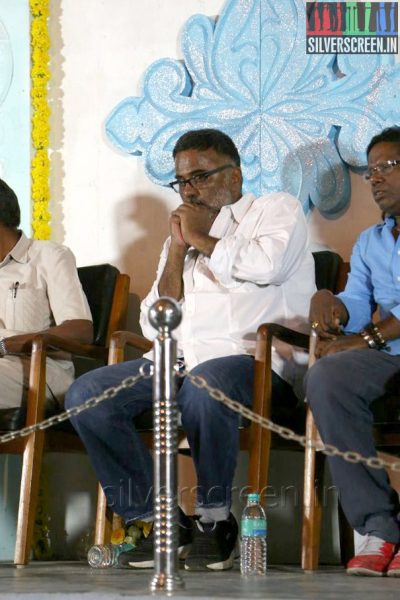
[398,276,400,281]
[398,250,400,255]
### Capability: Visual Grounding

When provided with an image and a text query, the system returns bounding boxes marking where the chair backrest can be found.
[0,264,129,432]
[312,251,343,292]
[78,264,119,346]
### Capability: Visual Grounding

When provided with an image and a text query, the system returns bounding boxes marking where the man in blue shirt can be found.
[307,125,400,577]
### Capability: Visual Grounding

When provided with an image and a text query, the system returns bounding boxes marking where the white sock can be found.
[196,507,229,523]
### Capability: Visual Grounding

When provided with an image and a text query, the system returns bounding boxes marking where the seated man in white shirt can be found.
[0,178,93,417]
[66,128,316,571]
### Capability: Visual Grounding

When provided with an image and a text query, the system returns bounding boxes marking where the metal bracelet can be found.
[0,338,8,356]
[368,323,388,350]
[359,328,377,349]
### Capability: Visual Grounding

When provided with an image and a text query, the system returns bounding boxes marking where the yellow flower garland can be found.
[30,0,54,560]
[30,0,51,240]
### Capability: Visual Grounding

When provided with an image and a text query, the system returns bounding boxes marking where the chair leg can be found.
[338,502,354,566]
[247,426,271,496]
[94,485,130,545]
[112,513,124,531]
[14,430,45,566]
[94,484,113,544]
[248,328,273,495]
[301,408,324,571]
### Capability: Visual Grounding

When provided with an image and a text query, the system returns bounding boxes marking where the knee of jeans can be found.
[179,385,215,418]
[306,357,342,410]
[65,374,95,412]
[179,387,236,427]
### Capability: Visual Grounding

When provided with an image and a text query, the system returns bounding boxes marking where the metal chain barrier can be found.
[0,369,150,445]
[1,361,400,473]
[179,368,400,474]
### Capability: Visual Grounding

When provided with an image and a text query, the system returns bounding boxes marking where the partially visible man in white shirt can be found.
[0,178,93,413]
[66,129,316,572]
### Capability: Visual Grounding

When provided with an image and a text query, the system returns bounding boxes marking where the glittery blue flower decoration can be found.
[105,0,400,216]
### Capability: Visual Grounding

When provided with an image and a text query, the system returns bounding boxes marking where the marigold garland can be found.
[30,0,51,240]
[30,0,53,560]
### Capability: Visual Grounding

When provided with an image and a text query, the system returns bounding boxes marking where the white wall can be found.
[50,0,225,304]
[51,0,383,288]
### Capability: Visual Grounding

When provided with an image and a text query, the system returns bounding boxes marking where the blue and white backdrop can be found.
[106,0,400,217]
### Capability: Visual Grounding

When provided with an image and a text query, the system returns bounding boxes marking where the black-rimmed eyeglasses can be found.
[363,159,400,182]
[168,164,235,193]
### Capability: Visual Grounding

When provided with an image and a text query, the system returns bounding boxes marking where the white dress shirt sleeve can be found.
[139,237,172,341]
[208,193,308,288]
[45,245,92,324]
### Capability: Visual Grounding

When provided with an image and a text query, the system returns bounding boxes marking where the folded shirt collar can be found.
[7,232,32,264]
[221,192,255,223]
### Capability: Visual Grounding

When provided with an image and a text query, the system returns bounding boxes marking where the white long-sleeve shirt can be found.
[140,192,316,386]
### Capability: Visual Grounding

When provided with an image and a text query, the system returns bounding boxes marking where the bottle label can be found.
[115,542,135,555]
[241,518,267,537]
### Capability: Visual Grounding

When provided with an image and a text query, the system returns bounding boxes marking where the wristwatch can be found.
[0,338,8,356]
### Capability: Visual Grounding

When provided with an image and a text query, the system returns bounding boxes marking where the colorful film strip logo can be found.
[306,2,399,53]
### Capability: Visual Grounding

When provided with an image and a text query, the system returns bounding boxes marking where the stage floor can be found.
[0,562,397,599]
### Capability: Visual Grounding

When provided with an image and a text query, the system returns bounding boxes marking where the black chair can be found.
[0,263,130,565]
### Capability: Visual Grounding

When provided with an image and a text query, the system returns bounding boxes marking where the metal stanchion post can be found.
[149,297,184,593]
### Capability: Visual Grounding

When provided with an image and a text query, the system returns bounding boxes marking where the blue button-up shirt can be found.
[338,216,400,355]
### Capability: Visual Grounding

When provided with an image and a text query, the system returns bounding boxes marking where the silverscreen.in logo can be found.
[306,2,398,54]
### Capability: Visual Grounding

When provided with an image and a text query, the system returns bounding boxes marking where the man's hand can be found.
[158,215,189,299]
[315,333,367,358]
[172,203,217,249]
[170,214,188,248]
[309,289,349,339]
[159,202,218,298]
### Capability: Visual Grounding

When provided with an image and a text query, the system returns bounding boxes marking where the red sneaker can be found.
[347,535,397,576]
[387,548,400,577]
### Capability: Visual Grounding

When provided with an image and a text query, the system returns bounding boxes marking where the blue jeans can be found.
[306,349,400,543]
[66,355,295,522]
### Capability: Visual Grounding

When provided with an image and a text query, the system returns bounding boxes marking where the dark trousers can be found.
[65,354,297,522]
[306,349,400,543]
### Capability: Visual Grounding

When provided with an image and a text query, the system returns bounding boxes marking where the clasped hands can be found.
[170,202,217,248]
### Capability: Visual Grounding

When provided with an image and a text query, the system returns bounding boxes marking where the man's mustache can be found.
[184,198,219,214]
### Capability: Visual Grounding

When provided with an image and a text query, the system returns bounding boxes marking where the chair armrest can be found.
[252,323,310,422]
[257,323,310,350]
[22,333,106,428]
[108,330,153,365]
[30,333,108,360]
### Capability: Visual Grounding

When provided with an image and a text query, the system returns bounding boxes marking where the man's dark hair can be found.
[173,128,241,166]
[367,125,400,155]
[0,179,20,228]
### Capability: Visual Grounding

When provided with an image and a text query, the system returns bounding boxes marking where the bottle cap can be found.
[248,493,260,502]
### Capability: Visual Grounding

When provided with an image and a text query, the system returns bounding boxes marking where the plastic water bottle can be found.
[240,493,267,576]
[87,542,134,568]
